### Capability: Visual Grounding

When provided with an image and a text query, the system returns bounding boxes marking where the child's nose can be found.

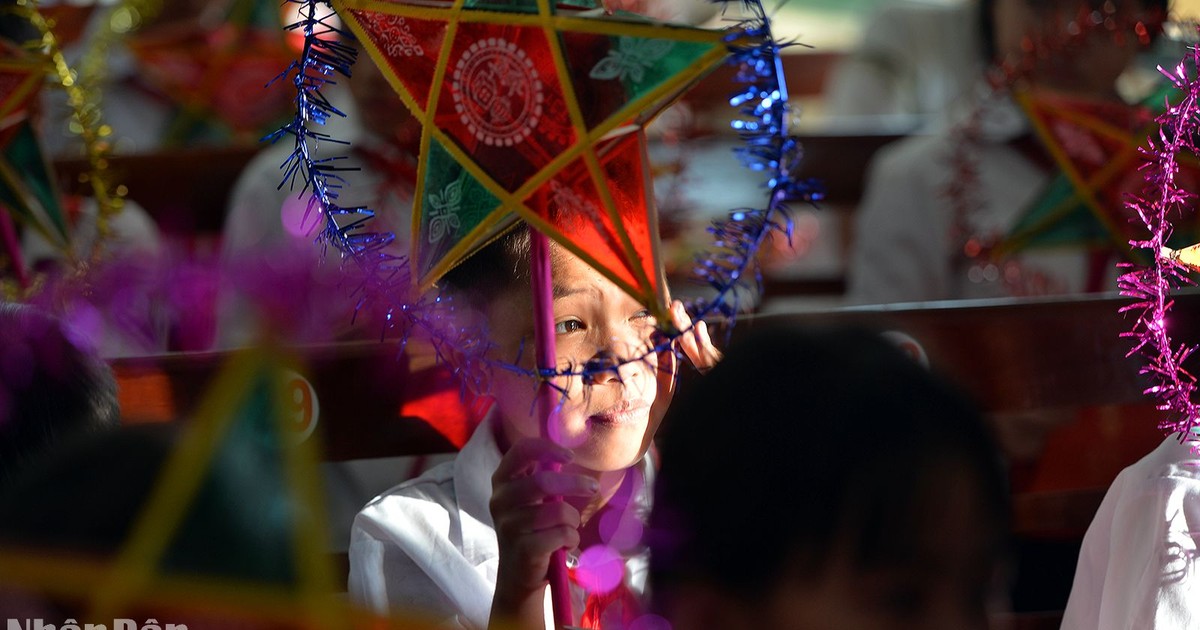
[582,334,652,386]
[582,350,620,386]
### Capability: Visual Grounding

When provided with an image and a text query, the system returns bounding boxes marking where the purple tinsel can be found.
[1117,44,1200,452]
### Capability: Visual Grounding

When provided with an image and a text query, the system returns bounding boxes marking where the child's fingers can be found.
[669,300,721,372]
[669,300,689,332]
[689,319,722,371]
[509,525,582,562]
[494,502,583,535]
[492,437,573,484]
[678,324,701,362]
[491,471,599,512]
[495,517,582,594]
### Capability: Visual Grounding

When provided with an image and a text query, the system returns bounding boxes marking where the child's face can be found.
[487,246,661,472]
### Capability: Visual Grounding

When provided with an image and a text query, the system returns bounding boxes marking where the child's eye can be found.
[555,318,585,334]
[631,309,653,322]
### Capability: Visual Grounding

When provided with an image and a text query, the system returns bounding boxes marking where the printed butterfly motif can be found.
[589,37,674,84]
[428,177,464,244]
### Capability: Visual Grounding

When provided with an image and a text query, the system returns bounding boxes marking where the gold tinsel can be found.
[1,1,137,300]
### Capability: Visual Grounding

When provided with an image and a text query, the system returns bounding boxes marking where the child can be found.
[649,326,1010,630]
[1061,433,1200,629]
[348,225,719,629]
[847,0,1167,304]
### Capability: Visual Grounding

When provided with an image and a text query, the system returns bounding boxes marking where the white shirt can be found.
[215,106,414,349]
[824,0,981,121]
[1061,434,1200,630]
[846,94,1102,304]
[348,418,652,630]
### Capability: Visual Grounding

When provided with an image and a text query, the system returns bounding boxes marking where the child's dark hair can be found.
[0,304,120,487]
[439,223,532,310]
[649,325,1009,603]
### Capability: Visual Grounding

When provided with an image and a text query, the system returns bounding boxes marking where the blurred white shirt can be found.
[824,0,982,122]
[1062,434,1200,630]
[215,105,414,349]
[845,94,1108,304]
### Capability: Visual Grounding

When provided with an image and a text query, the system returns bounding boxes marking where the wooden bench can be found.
[55,144,260,237]
[111,340,490,459]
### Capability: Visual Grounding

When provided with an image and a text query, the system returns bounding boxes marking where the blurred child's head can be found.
[981,0,1165,97]
[0,304,120,487]
[649,326,1009,630]
[442,225,661,473]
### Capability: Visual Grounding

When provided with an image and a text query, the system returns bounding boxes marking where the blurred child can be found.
[649,326,1009,630]
[348,225,719,629]
[825,0,982,122]
[216,34,419,348]
[1061,433,1200,629]
[847,0,1166,304]
[0,304,119,488]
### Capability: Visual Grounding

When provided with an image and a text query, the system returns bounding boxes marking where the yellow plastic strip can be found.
[342,0,726,44]
[992,191,1088,257]
[537,0,664,318]
[269,353,345,629]
[0,70,41,121]
[1015,90,1130,254]
[636,130,673,313]
[1039,98,1152,145]
[410,0,463,283]
[0,157,71,250]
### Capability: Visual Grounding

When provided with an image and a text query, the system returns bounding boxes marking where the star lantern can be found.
[0,47,70,288]
[0,349,445,629]
[335,0,731,323]
[999,89,1200,259]
[127,19,297,139]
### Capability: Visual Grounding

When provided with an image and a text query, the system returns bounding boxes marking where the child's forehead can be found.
[550,252,643,305]
[551,248,611,288]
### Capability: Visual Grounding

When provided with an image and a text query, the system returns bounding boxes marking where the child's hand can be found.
[669,300,722,373]
[489,438,599,629]
[650,301,722,426]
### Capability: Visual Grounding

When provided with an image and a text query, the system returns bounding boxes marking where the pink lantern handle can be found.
[529,229,574,629]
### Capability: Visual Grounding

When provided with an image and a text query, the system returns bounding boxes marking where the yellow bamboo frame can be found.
[334,0,732,321]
